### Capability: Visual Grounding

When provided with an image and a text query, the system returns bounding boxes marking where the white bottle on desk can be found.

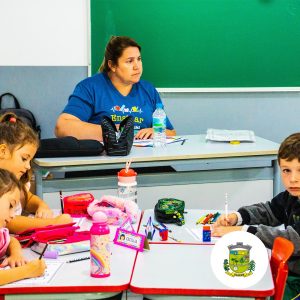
[117,167,138,203]
[152,103,166,148]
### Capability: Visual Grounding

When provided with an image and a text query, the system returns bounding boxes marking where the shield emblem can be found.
[229,249,250,273]
[227,242,252,274]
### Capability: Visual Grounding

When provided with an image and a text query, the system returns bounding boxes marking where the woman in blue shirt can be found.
[55,36,176,141]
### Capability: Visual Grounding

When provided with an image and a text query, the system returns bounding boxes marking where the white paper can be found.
[206,128,256,142]
[7,260,63,285]
[133,136,186,147]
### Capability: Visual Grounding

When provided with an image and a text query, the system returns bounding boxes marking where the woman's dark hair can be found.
[99,36,141,73]
[0,168,21,198]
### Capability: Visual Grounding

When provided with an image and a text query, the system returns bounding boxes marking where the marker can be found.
[67,257,90,263]
[196,214,208,225]
[39,243,49,259]
[202,213,214,225]
[210,212,221,223]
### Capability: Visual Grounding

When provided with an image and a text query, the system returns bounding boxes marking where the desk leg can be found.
[273,159,281,197]
[34,169,43,198]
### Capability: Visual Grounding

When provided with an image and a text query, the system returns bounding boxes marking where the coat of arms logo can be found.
[223,242,255,277]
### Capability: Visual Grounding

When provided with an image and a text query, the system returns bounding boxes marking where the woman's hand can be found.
[212,225,243,237]
[35,204,54,219]
[213,213,238,227]
[135,128,153,140]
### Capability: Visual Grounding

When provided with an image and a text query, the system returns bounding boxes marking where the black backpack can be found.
[154,198,186,226]
[0,93,41,137]
[101,115,134,156]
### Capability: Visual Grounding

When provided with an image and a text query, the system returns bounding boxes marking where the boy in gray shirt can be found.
[213,132,300,276]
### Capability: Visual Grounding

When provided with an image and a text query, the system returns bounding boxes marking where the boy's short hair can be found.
[278,133,300,163]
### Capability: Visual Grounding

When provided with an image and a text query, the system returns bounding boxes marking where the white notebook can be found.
[206,128,256,142]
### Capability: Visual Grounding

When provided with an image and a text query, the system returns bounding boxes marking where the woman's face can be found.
[0,187,20,227]
[110,46,143,85]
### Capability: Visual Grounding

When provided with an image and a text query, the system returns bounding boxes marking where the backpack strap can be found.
[0,93,21,109]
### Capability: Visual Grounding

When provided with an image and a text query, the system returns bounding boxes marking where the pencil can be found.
[59,190,64,213]
[39,243,48,259]
[67,257,90,263]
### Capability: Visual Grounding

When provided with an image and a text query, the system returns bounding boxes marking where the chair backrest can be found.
[271,237,294,300]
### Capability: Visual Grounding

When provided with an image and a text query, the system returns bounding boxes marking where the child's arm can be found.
[212,225,243,237]
[212,212,243,236]
[6,214,73,234]
[214,212,238,227]
[0,259,46,286]
[24,191,53,218]
[0,237,26,268]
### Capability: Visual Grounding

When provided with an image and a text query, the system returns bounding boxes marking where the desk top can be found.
[0,213,142,295]
[130,243,274,297]
[33,135,279,167]
[131,209,274,297]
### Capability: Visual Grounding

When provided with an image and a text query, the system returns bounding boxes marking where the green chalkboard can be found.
[90,0,300,88]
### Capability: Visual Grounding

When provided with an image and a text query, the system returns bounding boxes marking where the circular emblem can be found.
[211,231,269,289]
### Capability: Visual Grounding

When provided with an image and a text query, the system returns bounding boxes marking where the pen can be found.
[39,243,49,259]
[59,190,64,213]
[67,257,90,263]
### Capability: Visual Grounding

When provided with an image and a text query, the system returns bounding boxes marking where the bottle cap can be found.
[203,225,211,231]
[118,168,137,183]
[92,211,108,223]
[118,168,136,177]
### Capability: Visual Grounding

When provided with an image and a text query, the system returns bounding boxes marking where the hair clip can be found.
[9,117,16,123]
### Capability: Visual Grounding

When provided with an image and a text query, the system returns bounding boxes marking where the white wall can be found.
[0,0,88,66]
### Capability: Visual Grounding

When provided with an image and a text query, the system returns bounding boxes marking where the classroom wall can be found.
[1,0,299,143]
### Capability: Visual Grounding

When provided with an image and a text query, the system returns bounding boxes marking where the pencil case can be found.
[15,223,90,255]
[154,198,185,226]
[63,193,94,217]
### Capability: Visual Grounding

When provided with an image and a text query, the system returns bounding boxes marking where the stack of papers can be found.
[206,129,256,142]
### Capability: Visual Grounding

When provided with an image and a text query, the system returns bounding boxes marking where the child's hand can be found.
[35,205,53,218]
[213,213,238,227]
[1,252,27,268]
[54,214,73,225]
[212,225,243,237]
[25,259,46,278]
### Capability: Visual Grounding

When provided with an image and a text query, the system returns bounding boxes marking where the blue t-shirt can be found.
[63,73,174,132]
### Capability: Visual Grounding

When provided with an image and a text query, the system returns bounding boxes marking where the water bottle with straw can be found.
[117,159,137,203]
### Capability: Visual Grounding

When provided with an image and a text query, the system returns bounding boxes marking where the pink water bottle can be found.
[90,211,110,278]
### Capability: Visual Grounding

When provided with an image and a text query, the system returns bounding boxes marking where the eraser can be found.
[43,250,59,259]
